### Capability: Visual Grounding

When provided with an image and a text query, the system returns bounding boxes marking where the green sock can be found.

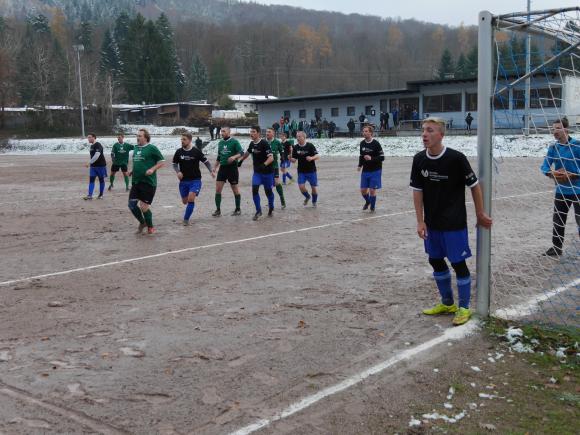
[124,175,129,188]
[109,175,115,186]
[275,184,285,206]
[130,206,145,224]
[234,194,241,210]
[215,193,222,210]
[143,209,153,227]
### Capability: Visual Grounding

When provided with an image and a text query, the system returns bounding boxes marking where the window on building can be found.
[424,95,442,113]
[493,89,509,110]
[466,93,477,111]
[331,107,339,117]
[442,94,461,112]
[365,105,373,116]
[347,106,355,116]
[283,110,291,119]
[513,88,562,109]
[380,99,389,112]
[314,108,322,119]
[299,109,306,119]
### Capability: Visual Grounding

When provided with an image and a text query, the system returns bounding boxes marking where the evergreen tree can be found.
[77,21,94,53]
[155,13,185,98]
[119,14,148,103]
[465,46,478,78]
[100,29,121,78]
[114,12,131,45]
[27,14,50,34]
[455,53,467,79]
[187,52,209,100]
[438,49,455,80]
[209,56,232,98]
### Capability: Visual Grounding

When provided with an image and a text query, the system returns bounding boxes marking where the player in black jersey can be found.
[239,126,275,220]
[291,131,320,207]
[410,117,492,326]
[358,125,384,212]
[83,133,107,200]
[172,133,214,225]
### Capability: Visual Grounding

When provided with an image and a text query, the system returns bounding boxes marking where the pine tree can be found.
[77,21,94,53]
[465,46,478,78]
[114,12,131,45]
[100,29,121,79]
[187,52,209,101]
[455,53,467,79]
[119,14,148,103]
[155,13,185,99]
[438,49,455,80]
[209,56,232,99]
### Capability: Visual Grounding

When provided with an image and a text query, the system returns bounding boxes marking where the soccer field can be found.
[0,154,570,433]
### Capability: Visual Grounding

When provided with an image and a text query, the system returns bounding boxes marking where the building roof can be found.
[256,88,412,105]
[115,101,212,112]
[229,95,278,102]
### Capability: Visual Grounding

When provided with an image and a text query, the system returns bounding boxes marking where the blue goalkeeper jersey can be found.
[540,137,580,196]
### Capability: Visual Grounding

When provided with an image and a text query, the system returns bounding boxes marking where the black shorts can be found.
[111,164,128,172]
[129,182,156,205]
[216,165,239,185]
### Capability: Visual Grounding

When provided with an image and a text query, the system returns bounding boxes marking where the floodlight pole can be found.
[524,0,531,135]
[476,11,494,318]
[73,44,85,138]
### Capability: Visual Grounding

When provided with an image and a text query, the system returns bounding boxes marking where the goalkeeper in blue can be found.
[540,117,580,257]
[410,118,492,326]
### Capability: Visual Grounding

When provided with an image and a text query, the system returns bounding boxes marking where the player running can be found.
[172,133,214,225]
[358,125,384,212]
[540,117,580,257]
[280,132,294,185]
[212,126,244,217]
[410,117,492,326]
[83,133,107,200]
[127,129,165,235]
[239,126,275,220]
[266,127,286,209]
[108,134,134,191]
[291,131,320,207]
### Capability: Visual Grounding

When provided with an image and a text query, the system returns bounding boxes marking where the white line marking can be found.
[229,322,481,435]
[494,277,580,319]
[0,190,552,287]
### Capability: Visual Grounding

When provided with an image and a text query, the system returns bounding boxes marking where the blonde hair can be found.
[138,128,151,142]
[422,117,446,134]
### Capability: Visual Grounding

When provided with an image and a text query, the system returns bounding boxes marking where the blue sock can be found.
[457,276,472,309]
[282,173,287,184]
[253,193,261,213]
[267,192,275,209]
[433,270,454,306]
[369,195,376,209]
[184,202,195,220]
[302,191,311,200]
[99,179,105,196]
[312,193,318,204]
[88,182,95,196]
[287,173,293,180]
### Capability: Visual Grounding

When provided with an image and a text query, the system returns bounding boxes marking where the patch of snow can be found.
[555,347,567,359]
[471,366,482,372]
[444,402,453,409]
[422,410,466,424]
[446,386,455,400]
[408,417,421,427]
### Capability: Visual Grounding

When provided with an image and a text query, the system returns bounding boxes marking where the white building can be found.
[228,95,278,114]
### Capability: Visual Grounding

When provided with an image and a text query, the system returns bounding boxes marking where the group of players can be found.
[83,116,579,326]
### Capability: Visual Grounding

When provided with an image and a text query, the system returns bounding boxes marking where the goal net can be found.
[477,7,579,326]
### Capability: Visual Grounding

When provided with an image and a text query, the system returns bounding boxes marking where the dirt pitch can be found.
[0,154,573,434]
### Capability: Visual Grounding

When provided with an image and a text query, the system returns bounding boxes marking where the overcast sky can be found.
[250,1,579,26]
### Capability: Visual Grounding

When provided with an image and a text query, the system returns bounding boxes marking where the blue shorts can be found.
[252,172,275,188]
[424,228,472,264]
[360,169,382,189]
[90,166,107,178]
[298,172,318,187]
[179,179,202,198]
[281,160,291,169]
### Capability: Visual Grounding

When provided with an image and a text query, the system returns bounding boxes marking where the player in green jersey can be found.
[127,129,165,235]
[280,132,294,185]
[212,126,244,216]
[109,134,134,191]
[266,128,286,208]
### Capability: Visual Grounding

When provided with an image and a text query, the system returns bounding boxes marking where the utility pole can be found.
[524,0,531,135]
[73,44,85,138]
[275,67,280,97]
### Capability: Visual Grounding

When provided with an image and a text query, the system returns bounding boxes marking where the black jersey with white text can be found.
[172,146,208,180]
[292,142,318,173]
[247,139,273,174]
[90,142,107,167]
[358,139,384,172]
[410,147,478,231]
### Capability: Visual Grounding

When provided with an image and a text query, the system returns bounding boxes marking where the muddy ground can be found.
[0,154,576,434]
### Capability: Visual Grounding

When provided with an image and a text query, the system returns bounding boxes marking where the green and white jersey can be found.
[132,143,165,186]
[111,142,135,166]
[269,138,283,169]
[217,137,243,166]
